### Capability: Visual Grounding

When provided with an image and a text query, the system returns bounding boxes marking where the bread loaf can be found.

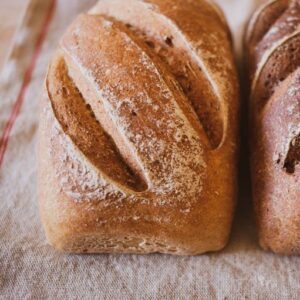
[38,0,239,255]
[246,0,300,255]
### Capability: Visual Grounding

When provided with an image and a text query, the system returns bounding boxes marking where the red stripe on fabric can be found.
[0,0,56,168]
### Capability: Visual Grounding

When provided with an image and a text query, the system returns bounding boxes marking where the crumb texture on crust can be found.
[39,0,239,255]
[246,0,300,255]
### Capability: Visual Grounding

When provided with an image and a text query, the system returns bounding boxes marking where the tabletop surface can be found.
[0,0,29,70]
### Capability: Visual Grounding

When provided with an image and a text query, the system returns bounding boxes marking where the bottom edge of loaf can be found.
[46,233,228,256]
[259,237,300,256]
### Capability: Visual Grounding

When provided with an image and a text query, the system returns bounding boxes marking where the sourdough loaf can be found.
[38,0,239,255]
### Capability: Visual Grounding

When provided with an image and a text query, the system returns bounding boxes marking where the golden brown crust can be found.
[38,0,239,255]
[246,0,300,255]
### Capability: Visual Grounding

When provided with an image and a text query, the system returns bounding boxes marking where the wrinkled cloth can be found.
[0,0,299,299]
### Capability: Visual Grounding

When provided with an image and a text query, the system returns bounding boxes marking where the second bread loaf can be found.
[246,0,300,255]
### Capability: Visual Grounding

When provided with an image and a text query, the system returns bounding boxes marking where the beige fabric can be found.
[0,0,299,299]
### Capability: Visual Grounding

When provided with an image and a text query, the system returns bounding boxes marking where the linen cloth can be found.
[0,0,299,299]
